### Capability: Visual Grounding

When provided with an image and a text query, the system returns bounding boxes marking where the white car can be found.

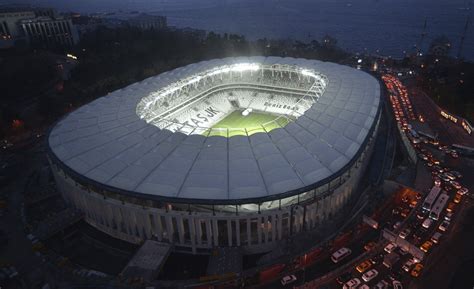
[439,220,450,232]
[384,243,397,253]
[399,229,411,239]
[402,259,415,272]
[392,280,403,289]
[280,275,297,286]
[343,278,361,289]
[362,269,378,282]
[422,218,433,229]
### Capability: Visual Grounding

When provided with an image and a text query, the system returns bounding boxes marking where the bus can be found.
[331,247,352,263]
[429,193,450,221]
[452,144,474,156]
[422,186,442,212]
[418,131,438,145]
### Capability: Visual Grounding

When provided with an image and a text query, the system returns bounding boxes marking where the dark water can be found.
[6,0,474,60]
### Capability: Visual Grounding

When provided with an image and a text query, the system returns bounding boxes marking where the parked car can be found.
[362,269,378,282]
[439,220,450,232]
[356,260,372,273]
[402,259,415,272]
[399,228,411,239]
[420,240,433,253]
[281,275,297,286]
[343,278,361,289]
[384,243,397,253]
[392,280,403,289]
[336,272,352,285]
[411,263,424,277]
[431,232,442,244]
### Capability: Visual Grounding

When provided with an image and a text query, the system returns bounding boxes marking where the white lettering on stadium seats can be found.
[179,106,222,128]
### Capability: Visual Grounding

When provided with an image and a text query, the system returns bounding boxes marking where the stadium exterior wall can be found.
[49,107,381,254]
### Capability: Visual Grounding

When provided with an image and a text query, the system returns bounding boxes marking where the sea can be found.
[4,0,474,60]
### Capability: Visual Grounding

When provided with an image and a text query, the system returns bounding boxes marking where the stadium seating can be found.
[144,68,325,134]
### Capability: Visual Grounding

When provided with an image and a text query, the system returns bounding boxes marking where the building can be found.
[127,13,167,30]
[0,7,35,47]
[0,6,79,49]
[20,16,79,48]
[48,57,381,255]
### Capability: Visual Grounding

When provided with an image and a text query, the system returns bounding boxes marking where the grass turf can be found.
[204,110,290,137]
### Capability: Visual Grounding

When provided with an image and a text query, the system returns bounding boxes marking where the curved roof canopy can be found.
[48,57,381,204]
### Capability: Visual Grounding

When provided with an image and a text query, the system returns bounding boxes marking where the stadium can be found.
[47,57,381,254]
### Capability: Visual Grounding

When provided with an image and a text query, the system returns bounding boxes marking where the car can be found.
[450,181,462,189]
[431,232,442,244]
[393,280,403,289]
[420,240,433,253]
[356,260,372,273]
[446,202,456,213]
[457,187,469,195]
[451,152,459,158]
[362,269,378,282]
[416,211,426,220]
[422,218,433,229]
[359,285,370,289]
[343,278,361,289]
[364,241,376,251]
[450,171,463,178]
[369,253,384,265]
[374,280,389,289]
[392,207,401,215]
[445,212,453,221]
[440,174,450,182]
[445,172,456,180]
[439,220,450,232]
[400,208,410,218]
[393,221,402,230]
[399,228,411,239]
[454,193,462,204]
[398,246,409,255]
[411,263,424,277]
[402,259,415,272]
[409,199,418,208]
[280,275,297,286]
[384,243,397,253]
[336,272,352,284]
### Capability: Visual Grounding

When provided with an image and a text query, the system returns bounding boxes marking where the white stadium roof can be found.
[48,57,381,204]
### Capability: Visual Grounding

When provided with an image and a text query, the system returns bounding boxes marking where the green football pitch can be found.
[204,110,290,137]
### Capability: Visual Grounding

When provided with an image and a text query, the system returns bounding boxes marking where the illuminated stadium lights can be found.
[300,69,318,78]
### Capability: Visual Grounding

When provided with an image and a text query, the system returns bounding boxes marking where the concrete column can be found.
[271,214,277,242]
[177,215,185,245]
[165,215,174,242]
[113,206,123,232]
[206,219,212,247]
[188,216,196,254]
[236,218,241,246]
[263,215,269,243]
[277,212,283,240]
[257,216,262,244]
[195,218,202,246]
[227,219,232,247]
[155,213,163,241]
[212,219,219,247]
[246,217,252,246]
[142,211,152,239]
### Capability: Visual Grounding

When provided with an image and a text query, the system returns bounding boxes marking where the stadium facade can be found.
[48,57,381,254]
